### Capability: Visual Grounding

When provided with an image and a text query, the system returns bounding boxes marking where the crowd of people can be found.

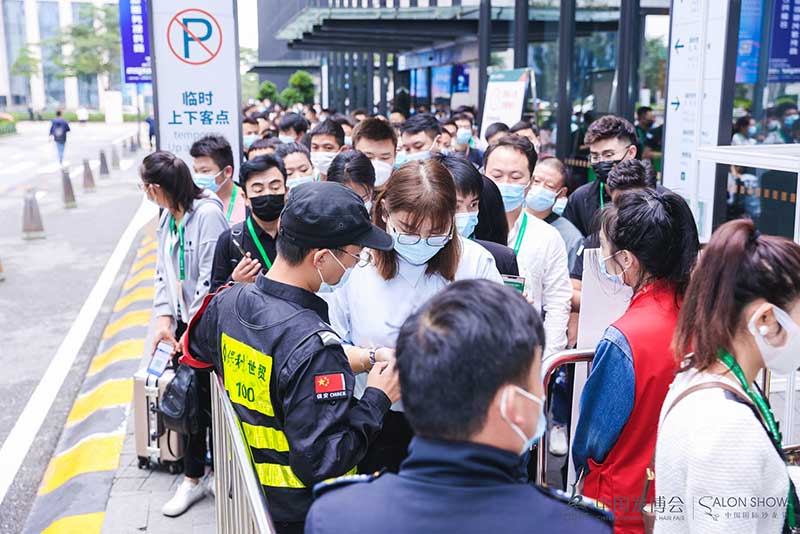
[140,102,800,534]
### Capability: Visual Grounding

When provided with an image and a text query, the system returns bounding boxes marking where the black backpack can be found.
[158,364,202,436]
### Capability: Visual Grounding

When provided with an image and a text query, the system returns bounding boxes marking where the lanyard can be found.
[246,216,273,270]
[170,216,185,281]
[599,182,605,210]
[513,212,528,256]
[226,186,238,222]
[719,349,796,528]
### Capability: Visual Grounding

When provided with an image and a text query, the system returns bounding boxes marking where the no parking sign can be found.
[148,0,241,171]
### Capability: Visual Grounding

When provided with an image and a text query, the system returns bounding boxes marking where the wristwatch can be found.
[368,348,378,367]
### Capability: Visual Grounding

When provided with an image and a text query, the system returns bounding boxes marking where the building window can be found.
[38,0,65,107]
[3,0,29,106]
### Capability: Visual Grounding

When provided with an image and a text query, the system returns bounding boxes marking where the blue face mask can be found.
[786,114,800,129]
[243,134,260,149]
[747,125,757,137]
[455,211,479,238]
[317,251,352,293]
[598,250,626,285]
[553,197,568,216]
[193,170,224,192]
[344,135,353,146]
[456,127,472,145]
[390,225,447,266]
[286,174,316,189]
[406,150,431,162]
[500,385,547,456]
[497,182,528,212]
[278,135,295,144]
[525,185,557,212]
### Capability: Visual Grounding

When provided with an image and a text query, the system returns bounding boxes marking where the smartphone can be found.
[502,274,526,293]
[147,341,173,376]
[231,238,247,257]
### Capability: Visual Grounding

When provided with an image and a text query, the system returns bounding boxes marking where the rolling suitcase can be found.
[134,367,184,473]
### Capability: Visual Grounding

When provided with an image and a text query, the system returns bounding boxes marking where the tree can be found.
[257,80,279,103]
[280,87,305,107]
[44,5,120,88]
[640,36,667,97]
[11,45,40,78]
[288,70,315,104]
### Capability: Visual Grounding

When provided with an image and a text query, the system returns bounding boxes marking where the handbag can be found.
[158,363,201,436]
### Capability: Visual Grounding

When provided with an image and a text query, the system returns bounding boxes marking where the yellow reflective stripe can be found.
[102,309,150,339]
[113,286,155,312]
[38,433,125,495]
[136,241,157,257]
[131,254,156,274]
[241,423,289,452]
[41,512,105,534]
[253,462,306,489]
[66,379,133,427]
[123,268,155,291]
[88,339,144,376]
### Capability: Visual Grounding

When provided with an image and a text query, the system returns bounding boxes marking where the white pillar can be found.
[59,0,79,109]
[23,0,46,110]
[0,3,12,106]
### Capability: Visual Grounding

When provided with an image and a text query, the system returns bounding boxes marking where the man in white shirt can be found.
[484,136,572,361]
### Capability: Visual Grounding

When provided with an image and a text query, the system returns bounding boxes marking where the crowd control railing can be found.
[535,349,595,488]
[211,372,275,534]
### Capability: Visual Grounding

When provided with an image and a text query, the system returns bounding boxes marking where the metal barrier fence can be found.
[211,372,274,534]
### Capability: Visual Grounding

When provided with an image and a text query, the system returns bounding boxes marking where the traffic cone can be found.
[83,159,96,191]
[111,146,120,170]
[22,190,45,239]
[62,168,77,207]
[99,150,110,177]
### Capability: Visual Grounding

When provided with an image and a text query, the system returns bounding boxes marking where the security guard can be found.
[183,181,400,534]
[306,280,613,534]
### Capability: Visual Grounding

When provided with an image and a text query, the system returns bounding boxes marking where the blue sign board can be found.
[119,0,152,83]
[769,0,800,82]
[736,0,763,84]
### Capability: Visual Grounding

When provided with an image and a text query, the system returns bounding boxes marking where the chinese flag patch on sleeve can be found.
[314,373,348,402]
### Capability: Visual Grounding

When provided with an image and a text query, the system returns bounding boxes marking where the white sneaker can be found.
[162,478,207,517]
[205,472,215,498]
[549,425,569,457]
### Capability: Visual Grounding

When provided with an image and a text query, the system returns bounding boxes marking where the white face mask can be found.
[499,385,546,455]
[372,159,393,187]
[749,304,800,375]
[311,151,337,174]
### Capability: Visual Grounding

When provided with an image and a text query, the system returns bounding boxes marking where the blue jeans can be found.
[55,141,65,163]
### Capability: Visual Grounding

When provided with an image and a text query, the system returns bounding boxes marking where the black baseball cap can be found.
[279,181,393,251]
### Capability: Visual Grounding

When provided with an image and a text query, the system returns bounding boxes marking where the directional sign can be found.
[148,0,241,173]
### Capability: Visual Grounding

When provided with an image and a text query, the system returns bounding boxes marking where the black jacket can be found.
[210,218,277,293]
[185,276,390,525]
[475,239,519,276]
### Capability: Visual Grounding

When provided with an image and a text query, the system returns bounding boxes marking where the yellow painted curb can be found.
[88,339,145,377]
[130,253,156,274]
[66,379,133,427]
[136,241,157,257]
[41,512,105,534]
[113,286,155,313]
[102,309,151,339]
[38,434,125,496]
[123,268,155,291]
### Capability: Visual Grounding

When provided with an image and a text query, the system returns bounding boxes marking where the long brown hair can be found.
[673,219,800,371]
[372,159,461,281]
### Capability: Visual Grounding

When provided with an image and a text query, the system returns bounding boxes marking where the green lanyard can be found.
[226,186,238,222]
[599,182,605,210]
[513,212,528,256]
[170,216,185,281]
[246,216,273,270]
[719,349,796,528]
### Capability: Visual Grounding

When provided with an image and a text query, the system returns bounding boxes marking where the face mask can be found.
[344,135,352,146]
[499,385,546,455]
[193,170,224,192]
[439,148,451,156]
[406,150,430,162]
[249,194,284,222]
[278,135,295,144]
[497,182,528,212]
[243,134,260,149]
[747,125,757,137]
[592,158,623,183]
[372,160,393,187]
[749,304,800,375]
[455,211,479,238]
[525,185,557,212]
[311,151,337,175]
[390,225,447,266]
[286,174,316,189]
[786,114,800,129]
[317,251,352,293]
[598,250,627,285]
[456,127,472,145]
[553,197,568,216]
[364,200,373,212]
[394,151,408,169]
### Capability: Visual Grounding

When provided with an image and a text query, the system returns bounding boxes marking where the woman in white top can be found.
[656,219,800,534]
[328,159,503,474]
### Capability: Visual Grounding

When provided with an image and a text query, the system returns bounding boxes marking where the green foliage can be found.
[287,70,315,103]
[11,45,40,78]
[44,5,120,84]
[257,80,279,102]
[640,36,667,93]
[241,73,259,102]
[280,87,305,107]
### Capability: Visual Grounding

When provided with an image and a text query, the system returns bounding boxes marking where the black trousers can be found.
[357,410,414,474]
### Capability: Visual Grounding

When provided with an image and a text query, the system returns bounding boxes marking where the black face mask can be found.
[250,194,285,222]
[592,158,624,183]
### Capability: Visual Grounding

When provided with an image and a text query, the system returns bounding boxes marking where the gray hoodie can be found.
[153,192,228,323]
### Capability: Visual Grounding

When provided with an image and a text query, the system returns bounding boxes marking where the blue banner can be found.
[119,0,151,83]
[769,0,800,82]
[736,0,763,84]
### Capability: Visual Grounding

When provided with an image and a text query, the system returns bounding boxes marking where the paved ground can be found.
[0,121,144,534]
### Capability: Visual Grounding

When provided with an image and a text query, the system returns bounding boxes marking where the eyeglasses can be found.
[137,182,160,191]
[395,232,452,247]
[588,144,634,164]
[337,248,374,268]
